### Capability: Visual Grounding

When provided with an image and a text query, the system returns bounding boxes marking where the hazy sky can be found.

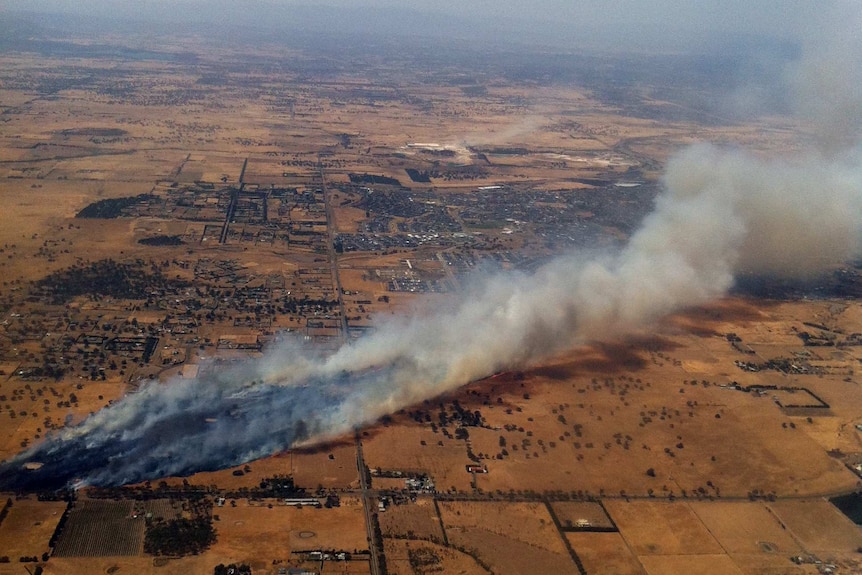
[2,0,824,51]
[360,0,814,35]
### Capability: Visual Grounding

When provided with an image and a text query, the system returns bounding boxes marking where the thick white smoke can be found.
[313,143,862,431]
[1,1,861,490]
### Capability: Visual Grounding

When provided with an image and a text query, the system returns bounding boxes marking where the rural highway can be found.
[355,434,381,575]
[318,158,350,342]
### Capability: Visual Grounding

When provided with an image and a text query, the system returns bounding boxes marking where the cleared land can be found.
[768,499,862,553]
[638,554,744,575]
[566,532,644,575]
[438,500,567,554]
[605,500,723,556]
[208,497,367,567]
[687,501,801,555]
[0,498,66,560]
[378,496,445,541]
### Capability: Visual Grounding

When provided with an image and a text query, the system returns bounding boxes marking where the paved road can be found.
[219,158,247,244]
[318,159,350,341]
[355,434,381,575]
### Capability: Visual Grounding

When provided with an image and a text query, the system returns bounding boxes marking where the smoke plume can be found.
[1,3,861,492]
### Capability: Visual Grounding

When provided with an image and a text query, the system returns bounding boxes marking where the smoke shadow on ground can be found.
[664,298,779,338]
[290,436,356,455]
[732,268,862,300]
[511,340,655,382]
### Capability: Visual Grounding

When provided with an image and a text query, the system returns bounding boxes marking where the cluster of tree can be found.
[256,475,307,498]
[213,564,251,575]
[14,363,66,381]
[440,400,484,428]
[349,173,402,186]
[0,498,11,526]
[139,235,185,246]
[33,258,188,304]
[370,512,387,574]
[405,168,431,183]
[434,168,489,181]
[144,517,216,556]
[61,127,128,137]
[76,194,156,218]
[421,148,458,158]
[278,297,338,315]
[408,547,441,569]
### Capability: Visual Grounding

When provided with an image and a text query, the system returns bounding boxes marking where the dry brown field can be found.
[0,498,67,559]
[206,497,366,563]
[687,501,801,555]
[0,376,125,461]
[378,496,444,541]
[290,443,361,489]
[580,498,862,574]
[362,426,474,492]
[383,538,487,575]
[363,319,857,499]
[170,442,359,492]
[444,526,579,575]
[605,500,723,556]
[438,500,566,554]
[30,497,371,575]
[724,555,812,575]
[638,554,744,575]
[565,532,644,575]
[768,499,862,553]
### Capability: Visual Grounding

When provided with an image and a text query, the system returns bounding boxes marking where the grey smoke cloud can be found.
[1,0,861,492]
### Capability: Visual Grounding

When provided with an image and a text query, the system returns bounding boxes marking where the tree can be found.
[144,517,216,556]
